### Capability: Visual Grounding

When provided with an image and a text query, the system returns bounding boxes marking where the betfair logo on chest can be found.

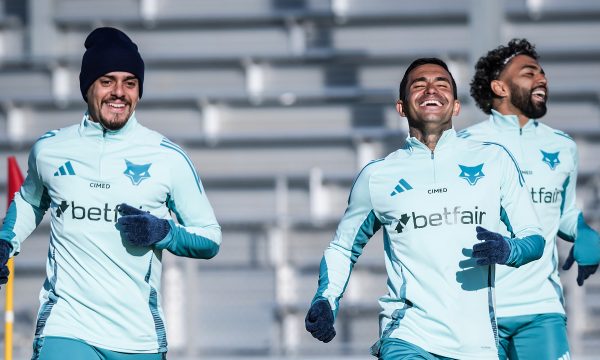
[395,206,486,233]
[541,150,560,170]
[531,187,562,204]
[55,200,120,222]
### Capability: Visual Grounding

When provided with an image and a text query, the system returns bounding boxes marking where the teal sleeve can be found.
[504,235,545,267]
[572,214,600,265]
[159,140,221,259]
[492,144,545,268]
[312,162,381,318]
[154,220,219,258]
[0,198,46,256]
[557,143,580,241]
[552,144,599,265]
[494,144,544,240]
[0,144,50,256]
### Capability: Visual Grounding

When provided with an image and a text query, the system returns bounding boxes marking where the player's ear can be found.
[452,99,461,116]
[491,80,508,98]
[396,100,406,117]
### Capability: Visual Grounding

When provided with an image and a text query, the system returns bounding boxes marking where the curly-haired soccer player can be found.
[459,38,600,360]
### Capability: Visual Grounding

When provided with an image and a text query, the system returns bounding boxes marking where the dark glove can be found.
[563,246,599,286]
[472,226,511,265]
[0,240,13,288]
[117,204,171,247]
[305,299,336,343]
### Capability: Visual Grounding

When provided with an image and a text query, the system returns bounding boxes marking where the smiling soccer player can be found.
[0,27,222,360]
[460,38,600,360]
[305,58,545,360]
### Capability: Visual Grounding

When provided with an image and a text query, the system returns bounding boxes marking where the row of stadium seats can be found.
[1,0,600,358]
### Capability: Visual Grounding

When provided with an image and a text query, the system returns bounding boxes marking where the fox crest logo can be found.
[458,163,485,186]
[540,150,560,170]
[124,160,152,186]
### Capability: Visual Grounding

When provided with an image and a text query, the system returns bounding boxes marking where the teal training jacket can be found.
[0,113,221,353]
[459,110,600,318]
[312,128,544,360]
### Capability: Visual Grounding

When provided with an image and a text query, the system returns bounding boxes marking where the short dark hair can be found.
[399,58,458,104]
[470,38,539,114]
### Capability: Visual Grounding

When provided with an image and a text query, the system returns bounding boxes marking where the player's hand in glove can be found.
[0,240,13,289]
[561,215,600,286]
[117,203,170,247]
[305,299,336,343]
[472,226,511,265]
[563,247,598,286]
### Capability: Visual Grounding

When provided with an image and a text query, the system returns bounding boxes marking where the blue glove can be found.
[117,204,171,247]
[305,299,336,343]
[472,226,511,265]
[563,246,598,286]
[0,240,12,289]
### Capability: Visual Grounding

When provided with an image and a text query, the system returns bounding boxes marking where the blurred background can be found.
[0,0,599,359]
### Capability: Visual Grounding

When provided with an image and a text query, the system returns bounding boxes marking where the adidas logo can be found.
[54,161,76,176]
[558,351,571,360]
[390,179,413,196]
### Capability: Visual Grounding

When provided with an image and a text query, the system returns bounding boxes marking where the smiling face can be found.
[495,54,548,119]
[86,71,140,131]
[396,63,460,127]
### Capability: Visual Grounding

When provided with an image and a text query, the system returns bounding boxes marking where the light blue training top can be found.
[312,128,544,360]
[0,113,221,353]
[459,110,600,318]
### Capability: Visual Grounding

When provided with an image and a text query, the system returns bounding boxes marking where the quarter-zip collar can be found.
[404,128,458,154]
[489,109,539,132]
[79,111,139,140]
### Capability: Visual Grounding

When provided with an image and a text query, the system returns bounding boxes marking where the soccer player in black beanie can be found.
[79,27,145,131]
[0,27,222,359]
[79,27,144,102]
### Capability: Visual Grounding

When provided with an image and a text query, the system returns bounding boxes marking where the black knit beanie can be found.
[79,27,144,102]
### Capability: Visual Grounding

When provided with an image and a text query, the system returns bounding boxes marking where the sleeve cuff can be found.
[153,219,176,250]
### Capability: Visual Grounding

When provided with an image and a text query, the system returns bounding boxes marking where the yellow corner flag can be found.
[5,156,24,360]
